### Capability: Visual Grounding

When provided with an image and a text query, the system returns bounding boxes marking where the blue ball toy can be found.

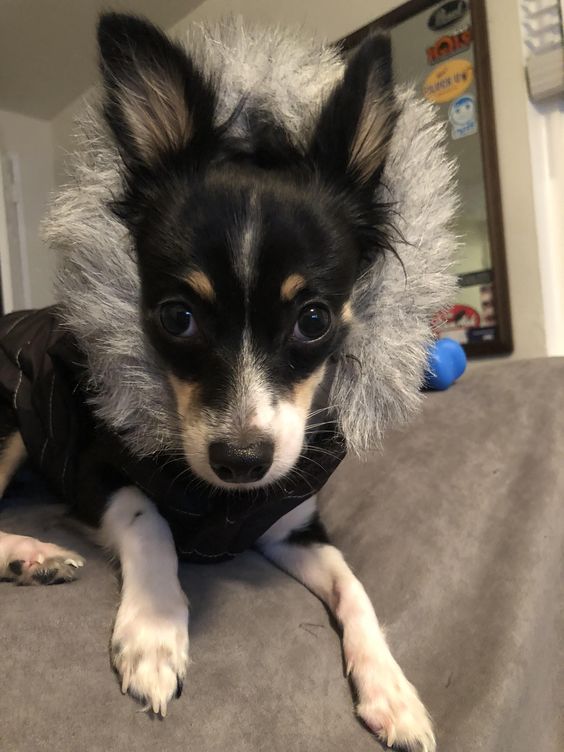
[424,338,467,391]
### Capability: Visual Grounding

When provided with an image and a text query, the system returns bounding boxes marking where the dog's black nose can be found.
[209,440,274,484]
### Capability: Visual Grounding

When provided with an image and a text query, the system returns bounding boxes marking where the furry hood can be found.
[43,21,457,459]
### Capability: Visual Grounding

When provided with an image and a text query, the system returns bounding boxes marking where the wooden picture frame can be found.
[340,0,513,356]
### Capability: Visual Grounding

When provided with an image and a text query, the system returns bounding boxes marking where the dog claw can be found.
[64,558,84,568]
[176,678,183,698]
[121,671,130,694]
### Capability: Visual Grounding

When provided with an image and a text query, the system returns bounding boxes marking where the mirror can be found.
[341,0,513,356]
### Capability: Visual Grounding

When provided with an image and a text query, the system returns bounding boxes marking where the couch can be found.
[2,357,563,752]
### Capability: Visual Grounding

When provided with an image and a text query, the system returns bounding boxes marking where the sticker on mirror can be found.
[427,27,472,65]
[423,59,473,103]
[449,94,477,139]
[433,304,480,344]
[428,1,468,32]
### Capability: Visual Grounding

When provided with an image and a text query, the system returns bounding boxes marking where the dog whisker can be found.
[303,445,343,462]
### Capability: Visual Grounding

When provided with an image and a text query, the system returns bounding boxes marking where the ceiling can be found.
[0,0,204,120]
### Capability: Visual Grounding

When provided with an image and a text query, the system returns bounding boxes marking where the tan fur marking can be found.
[342,301,354,323]
[186,270,216,302]
[292,365,327,413]
[168,375,209,476]
[280,274,306,302]
[168,375,200,419]
[0,432,26,497]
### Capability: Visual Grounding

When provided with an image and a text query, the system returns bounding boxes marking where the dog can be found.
[0,13,457,751]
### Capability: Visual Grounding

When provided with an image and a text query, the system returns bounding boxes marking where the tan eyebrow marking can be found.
[280,273,306,301]
[185,270,215,302]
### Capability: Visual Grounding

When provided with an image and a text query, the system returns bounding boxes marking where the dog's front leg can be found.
[101,486,189,715]
[257,497,435,752]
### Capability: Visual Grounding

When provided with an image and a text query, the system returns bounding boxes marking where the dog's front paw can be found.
[348,649,435,751]
[111,592,189,716]
[0,533,84,585]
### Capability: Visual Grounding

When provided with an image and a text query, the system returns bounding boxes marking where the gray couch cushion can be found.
[1,358,563,751]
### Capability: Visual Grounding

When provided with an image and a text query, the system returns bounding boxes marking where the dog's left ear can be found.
[310,34,397,191]
[98,13,215,169]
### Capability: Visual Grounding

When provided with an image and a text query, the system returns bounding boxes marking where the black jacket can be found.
[0,307,345,562]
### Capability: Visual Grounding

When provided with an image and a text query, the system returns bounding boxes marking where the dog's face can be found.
[133,168,358,489]
[98,14,397,489]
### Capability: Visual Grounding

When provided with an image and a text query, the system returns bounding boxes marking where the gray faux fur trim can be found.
[42,22,457,459]
[333,86,458,453]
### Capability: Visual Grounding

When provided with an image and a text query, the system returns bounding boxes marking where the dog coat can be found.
[0,307,345,561]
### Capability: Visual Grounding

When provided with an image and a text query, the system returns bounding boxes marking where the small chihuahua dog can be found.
[0,14,437,751]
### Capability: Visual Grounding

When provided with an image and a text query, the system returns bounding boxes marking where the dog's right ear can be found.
[98,13,215,169]
[309,34,397,192]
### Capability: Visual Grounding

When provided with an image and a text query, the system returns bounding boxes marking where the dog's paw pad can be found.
[8,559,24,576]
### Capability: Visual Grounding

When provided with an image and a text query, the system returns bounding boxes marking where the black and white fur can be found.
[0,14,458,751]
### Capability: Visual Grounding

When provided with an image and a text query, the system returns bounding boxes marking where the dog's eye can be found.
[160,302,197,337]
[293,304,331,342]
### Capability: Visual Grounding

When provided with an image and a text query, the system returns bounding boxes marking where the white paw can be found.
[111,593,189,716]
[0,533,85,585]
[347,646,435,751]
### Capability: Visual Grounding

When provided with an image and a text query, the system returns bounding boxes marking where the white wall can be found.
[481,0,548,360]
[526,93,564,357]
[0,110,56,309]
[50,0,558,360]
